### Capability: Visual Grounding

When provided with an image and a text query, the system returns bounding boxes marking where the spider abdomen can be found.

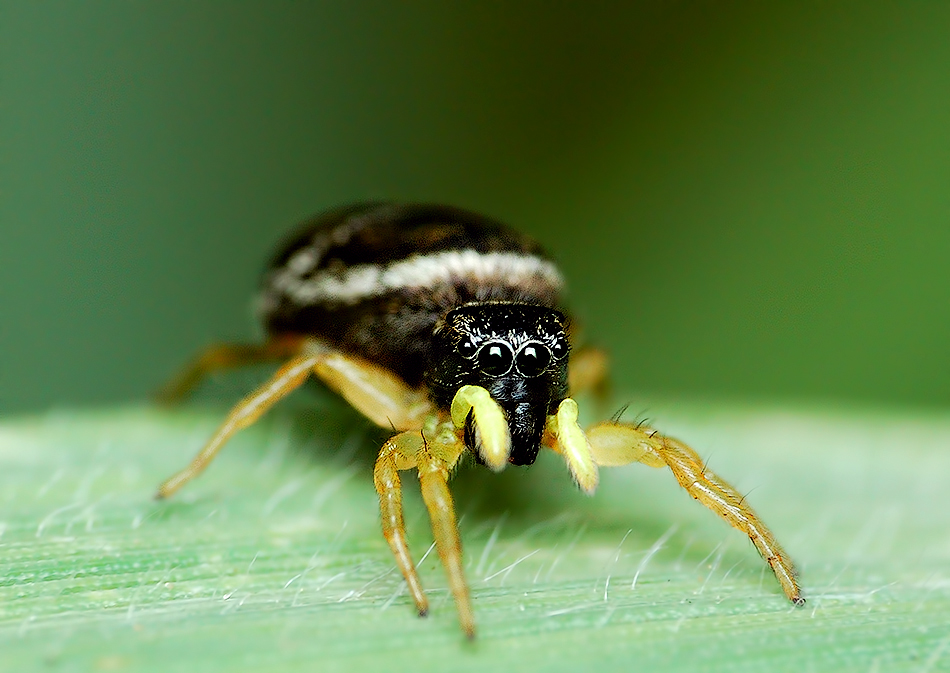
[258,203,565,387]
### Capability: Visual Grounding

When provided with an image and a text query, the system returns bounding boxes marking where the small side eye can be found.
[550,339,568,361]
[477,341,514,376]
[515,342,551,377]
[457,338,477,358]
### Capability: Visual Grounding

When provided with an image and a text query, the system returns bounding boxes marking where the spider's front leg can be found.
[374,414,474,638]
[377,385,512,638]
[154,335,306,404]
[374,430,429,618]
[156,339,434,499]
[585,419,804,605]
[544,398,803,605]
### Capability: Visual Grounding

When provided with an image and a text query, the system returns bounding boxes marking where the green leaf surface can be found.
[2,397,949,672]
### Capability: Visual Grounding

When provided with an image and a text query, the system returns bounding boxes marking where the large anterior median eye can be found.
[515,342,551,377]
[477,341,514,376]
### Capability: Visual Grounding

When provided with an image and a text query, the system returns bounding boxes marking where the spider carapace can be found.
[156,202,803,638]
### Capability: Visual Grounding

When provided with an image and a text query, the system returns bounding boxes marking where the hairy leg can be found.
[374,416,473,636]
[156,353,320,498]
[416,419,473,638]
[155,335,305,403]
[584,420,803,605]
[374,430,428,616]
[567,346,609,399]
[303,340,432,431]
[157,341,433,498]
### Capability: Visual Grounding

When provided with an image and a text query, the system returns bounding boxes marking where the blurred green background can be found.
[2,1,949,414]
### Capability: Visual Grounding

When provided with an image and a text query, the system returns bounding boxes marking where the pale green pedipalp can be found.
[546,398,599,494]
[449,385,511,470]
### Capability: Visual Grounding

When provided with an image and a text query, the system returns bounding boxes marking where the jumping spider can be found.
[156,202,803,638]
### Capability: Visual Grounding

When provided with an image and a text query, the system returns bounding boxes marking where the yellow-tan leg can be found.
[157,341,435,499]
[158,350,491,636]
[568,346,609,398]
[374,415,473,637]
[584,420,804,605]
[374,430,429,616]
[155,335,305,403]
[416,418,474,638]
[303,340,432,431]
[156,353,321,498]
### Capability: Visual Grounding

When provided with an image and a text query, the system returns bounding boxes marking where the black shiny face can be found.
[426,302,570,466]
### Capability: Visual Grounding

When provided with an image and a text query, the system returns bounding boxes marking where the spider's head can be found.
[427,302,570,466]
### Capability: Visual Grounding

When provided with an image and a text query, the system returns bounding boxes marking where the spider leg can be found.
[303,339,432,431]
[156,340,433,498]
[584,420,804,605]
[375,417,473,637]
[374,430,429,617]
[155,335,305,403]
[415,419,474,638]
[567,346,609,399]
[156,353,320,498]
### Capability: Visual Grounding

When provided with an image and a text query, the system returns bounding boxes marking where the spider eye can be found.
[515,342,551,377]
[457,338,477,358]
[550,338,568,361]
[477,341,514,376]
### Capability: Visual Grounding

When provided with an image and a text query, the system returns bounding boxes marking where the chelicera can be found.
[156,202,803,638]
